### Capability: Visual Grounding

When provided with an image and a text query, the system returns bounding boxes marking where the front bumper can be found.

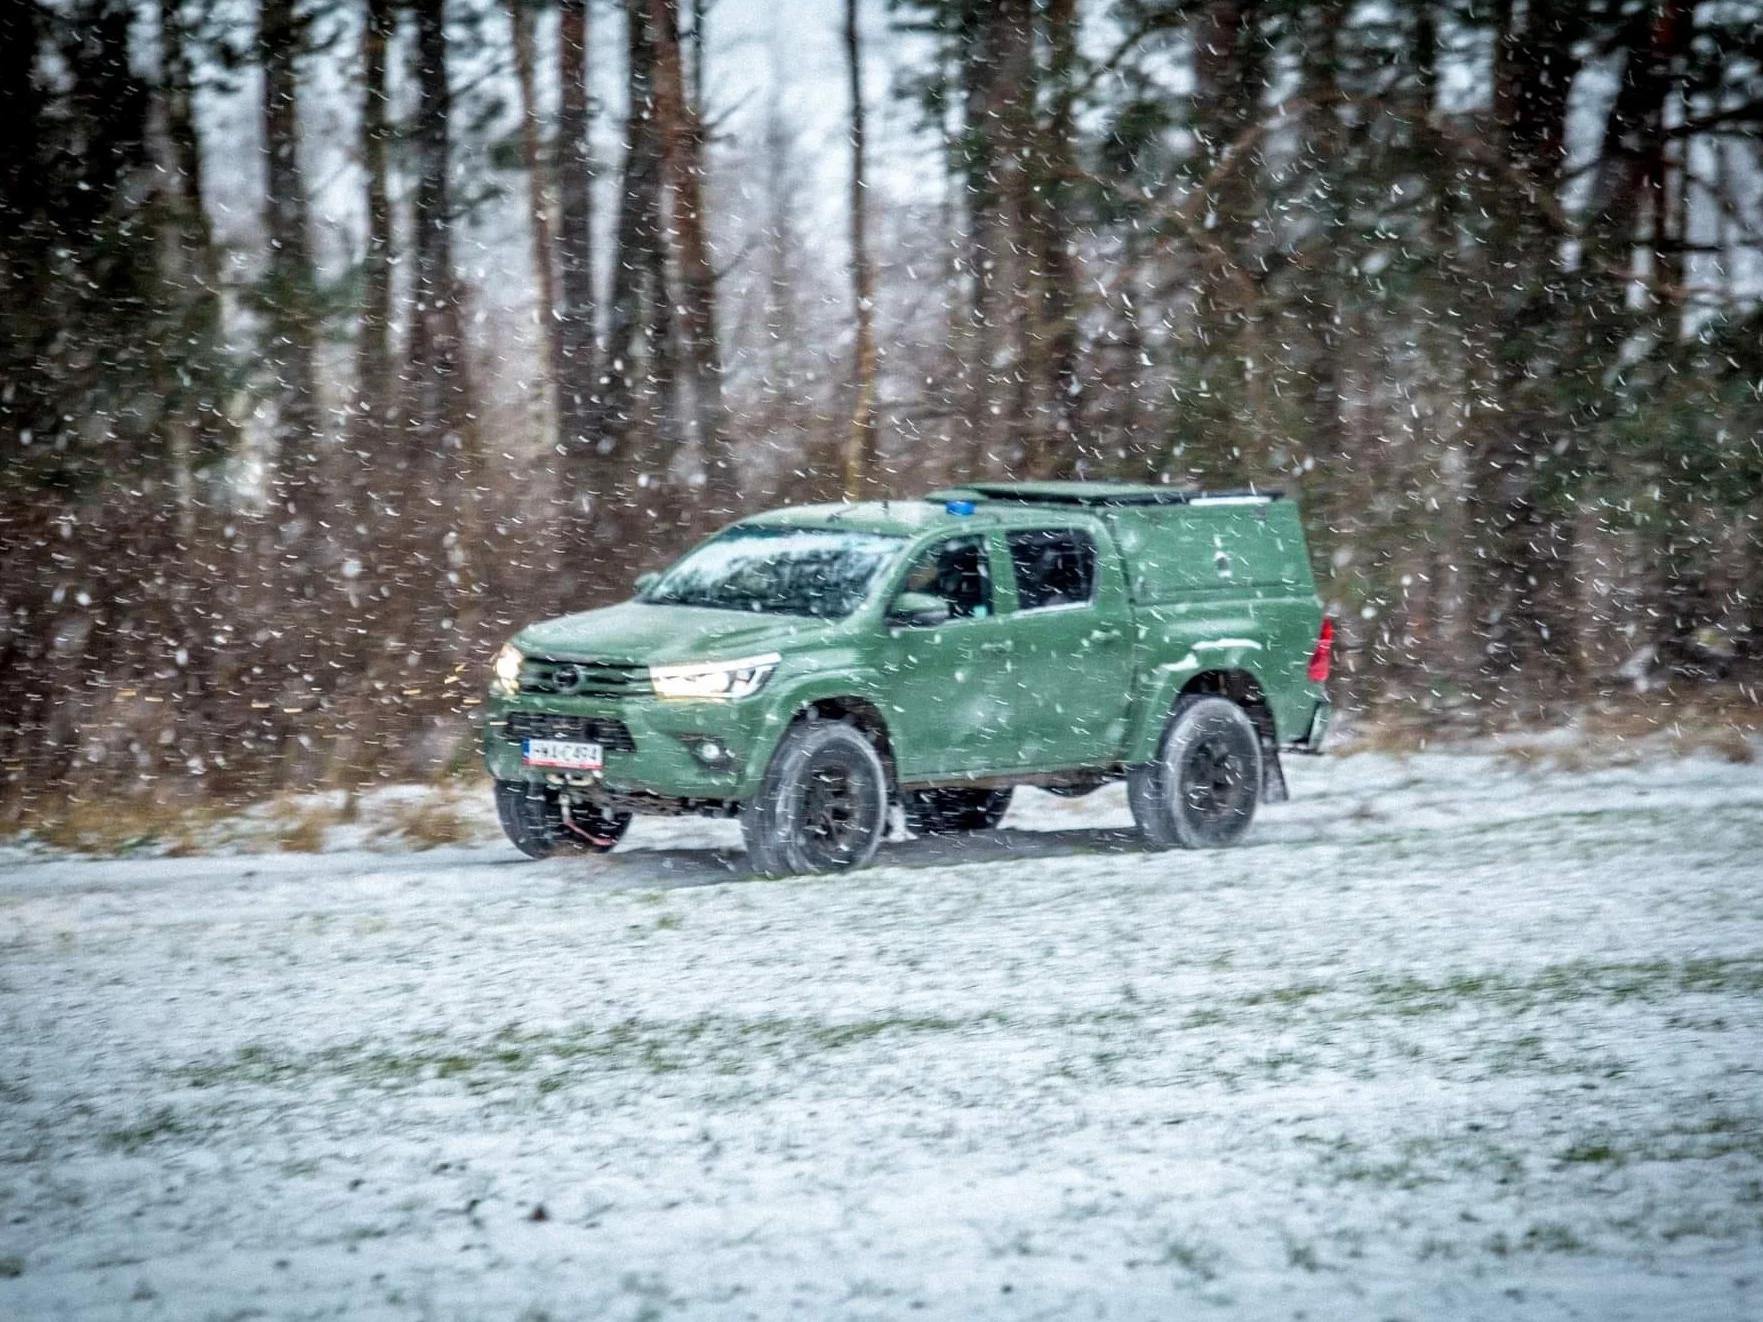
[483,690,772,803]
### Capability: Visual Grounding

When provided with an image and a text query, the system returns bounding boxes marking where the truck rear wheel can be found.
[742,719,889,876]
[494,780,630,858]
[1128,695,1262,849]
[903,786,1012,835]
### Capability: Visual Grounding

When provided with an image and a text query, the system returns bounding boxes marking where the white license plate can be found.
[522,738,603,770]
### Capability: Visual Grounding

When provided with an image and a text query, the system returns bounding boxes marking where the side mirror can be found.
[887,591,952,628]
[634,571,660,596]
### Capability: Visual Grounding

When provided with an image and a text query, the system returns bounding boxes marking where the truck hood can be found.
[514,601,840,666]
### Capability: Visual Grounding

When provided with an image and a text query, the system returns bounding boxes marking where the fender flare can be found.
[1122,640,1268,764]
[738,669,890,794]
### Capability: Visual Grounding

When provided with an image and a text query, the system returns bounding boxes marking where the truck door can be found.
[991,526,1136,771]
[876,533,1018,780]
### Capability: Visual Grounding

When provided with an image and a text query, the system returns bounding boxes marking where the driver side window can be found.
[899,535,993,620]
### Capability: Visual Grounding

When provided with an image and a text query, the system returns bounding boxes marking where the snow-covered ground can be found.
[3,749,1762,1320]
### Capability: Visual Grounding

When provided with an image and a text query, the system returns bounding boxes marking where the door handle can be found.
[979,640,1014,654]
[1088,628,1124,643]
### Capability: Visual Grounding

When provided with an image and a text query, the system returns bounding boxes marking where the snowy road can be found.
[3,750,1763,1320]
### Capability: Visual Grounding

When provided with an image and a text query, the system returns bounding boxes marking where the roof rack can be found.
[931,483,1283,508]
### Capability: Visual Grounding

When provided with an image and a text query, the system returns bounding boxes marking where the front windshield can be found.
[642,525,906,618]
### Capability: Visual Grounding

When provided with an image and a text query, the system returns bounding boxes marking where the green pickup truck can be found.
[484,482,1331,874]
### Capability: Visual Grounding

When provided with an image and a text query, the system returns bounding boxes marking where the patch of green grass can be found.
[1054,953,1763,1052]
[1157,1236,1222,1280]
[1486,1223,1590,1257]
[1283,1235,1323,1272]
[809,1014,964,1051]
[161,949,1763,1115]
[1558,1139,1625,1167]
[1416,1236,1463,1261]
[1355,954,1763,1021]
[100,1107,192,1153]
[1241,983,1331,1009]
[173,1009,1008,1099]
[1522,1223,1587,1253]
[1552,1112,1763,1171]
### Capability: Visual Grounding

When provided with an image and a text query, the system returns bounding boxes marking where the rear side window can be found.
[1008,530,1097,610]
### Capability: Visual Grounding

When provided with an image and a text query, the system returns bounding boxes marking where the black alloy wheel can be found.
[1180,731,1256,827]
[796,748,871,870]
[1126,694,1263,849]
[742,719,889,876]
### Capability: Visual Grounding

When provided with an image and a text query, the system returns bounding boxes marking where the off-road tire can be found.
[1127,695,1262,849]
[741,719,889,877]
[494,779,631,859]
[903,786,1013,835]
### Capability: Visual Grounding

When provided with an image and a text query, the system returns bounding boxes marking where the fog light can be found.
[696,739,726,764]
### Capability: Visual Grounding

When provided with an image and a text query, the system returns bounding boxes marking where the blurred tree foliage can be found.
[1,0,1760,815]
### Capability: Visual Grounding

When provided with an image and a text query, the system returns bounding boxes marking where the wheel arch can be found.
[1125,659,1276,763]
[773,693,897,793]
[1180,669,1276,744]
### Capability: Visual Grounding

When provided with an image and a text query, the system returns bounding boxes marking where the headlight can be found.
[491,642,524,695]
[649,653,780,701]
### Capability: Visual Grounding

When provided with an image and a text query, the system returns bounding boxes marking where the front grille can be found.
[517,657,650,698]
[500,711,637,752]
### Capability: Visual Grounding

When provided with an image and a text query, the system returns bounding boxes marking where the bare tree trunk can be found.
[842,0,877,498]
[1584,1,1693,272]
[335,0,399,770]
[688,0,708,124]
[1295,0,1348,570]
[159,0,219,298]
[992,0,1038,471]
[405,0,480,616]
[950,0,1038,475]
[587,0,674,572]
[258,0,321,556]
[509,0,557,383]
[599,2,661,455]
[1469,0,1591,697]
[957,7,1001,472]
[555,0,598,458]
[1581,0,1694,675]
[1035,0,1080,478]
[1189,0,1270,477]
[156,0,229,544]
[405,0,474,463]
[351,0,394,464]
[651,0,730,513]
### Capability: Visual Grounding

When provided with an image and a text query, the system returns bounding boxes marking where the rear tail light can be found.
[1306,617,1334,683]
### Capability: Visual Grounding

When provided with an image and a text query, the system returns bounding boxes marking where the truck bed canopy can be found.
[926,482,1283,508]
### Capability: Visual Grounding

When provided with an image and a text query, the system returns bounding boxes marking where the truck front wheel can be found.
[742,719,889,876]
[494,780,630,858]
[1128,695,1262,849]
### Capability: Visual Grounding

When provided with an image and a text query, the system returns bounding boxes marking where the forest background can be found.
[2,0,1761,820]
